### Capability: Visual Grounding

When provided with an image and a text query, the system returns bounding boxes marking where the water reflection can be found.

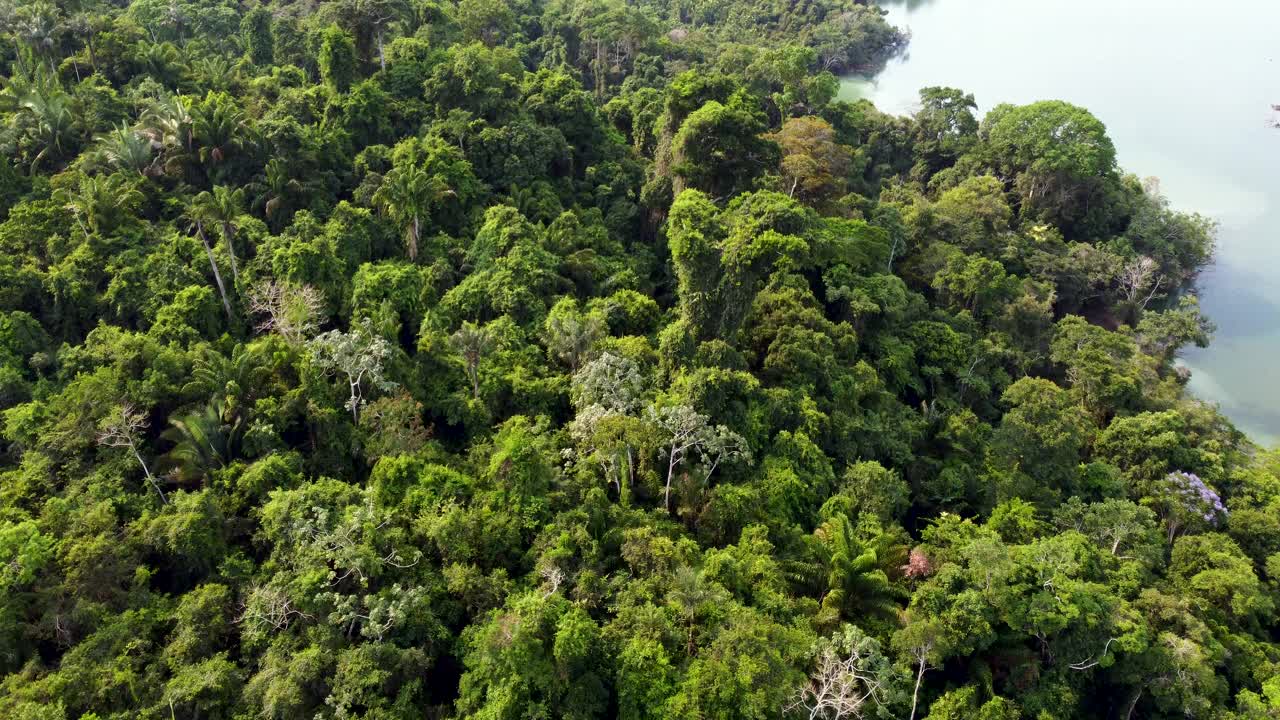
[850,0,1280,445]
[877,0,938,11]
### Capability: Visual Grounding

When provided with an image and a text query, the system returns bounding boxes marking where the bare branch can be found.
[247,279,327,344]
[97,402,167,504]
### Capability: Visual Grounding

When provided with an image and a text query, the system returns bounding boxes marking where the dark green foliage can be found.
[0,3,1267,720]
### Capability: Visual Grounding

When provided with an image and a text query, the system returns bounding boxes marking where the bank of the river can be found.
[847,0,1280,445]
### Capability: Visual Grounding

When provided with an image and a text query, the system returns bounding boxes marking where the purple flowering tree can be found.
[1158,470,1227,543]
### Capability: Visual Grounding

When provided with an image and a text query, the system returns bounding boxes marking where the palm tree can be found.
[12,2,62,74]
[815,514,899,623]
[7,71,77,172]
[190,92,244,175]
[142,93,195,177]
[187,54,244,93]
[183,207,234,322]
[158,400,245,484]
[67,13,105,71]
[247,158,303,229]
[191,185,246,285]
[95,122,155,175]
[137,41,186,89]
[667,566,729,655]
[183,344,272,422]
[373,165,452,261]
[56,174,144,240]
[450,321,495,400]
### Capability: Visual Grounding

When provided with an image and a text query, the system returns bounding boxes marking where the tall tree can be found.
[191,185,247,285]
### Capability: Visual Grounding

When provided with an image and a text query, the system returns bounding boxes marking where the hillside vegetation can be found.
[0,1,1278,719]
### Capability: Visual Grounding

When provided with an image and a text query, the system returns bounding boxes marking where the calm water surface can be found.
[844,0,1280,445]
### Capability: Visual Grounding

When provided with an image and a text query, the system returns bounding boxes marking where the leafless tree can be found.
[237,584,311,632]
[786,639,890,720]
[1119,255,1163,310]
[97,402,167,504]
[539,564,566,597]
[247,279,326,344]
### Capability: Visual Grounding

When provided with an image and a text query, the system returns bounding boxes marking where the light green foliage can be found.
[0,3,1271,720]
[310,317,399,421]
[668,189,811,342]
[981,100,1119,234]
[319,24,358,92]
[241,5,274,66]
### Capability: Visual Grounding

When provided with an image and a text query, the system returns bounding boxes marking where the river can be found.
[843,0,1280,445]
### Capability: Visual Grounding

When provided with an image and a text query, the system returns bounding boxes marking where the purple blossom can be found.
[1165,470,1227,527]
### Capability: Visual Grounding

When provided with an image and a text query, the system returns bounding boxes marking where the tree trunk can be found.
[221,222,239,285]
[197,221,234,320]
[1123,687,1143,720]
[624,446,634,506]
[909,656,927,720]
[664,450,677,511]
[131,443,167,504]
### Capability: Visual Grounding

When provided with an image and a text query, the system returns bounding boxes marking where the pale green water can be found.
[844,0,1280,445]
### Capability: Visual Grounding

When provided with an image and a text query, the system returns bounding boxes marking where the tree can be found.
[310,317,398,422]
[987,377,1092,504]
[671,98,780,198]
[651,404,749,512]
[357,391,428,461]
[1049,315,1146,419]
[768,116,853,203]
[566,353,654,504]
[981,100,1119,233]
[191,185,246,286]
[893,620,944,720]
[787,625,899,720]
[450,321,494,400]
[457,592,608,719]
[319,24,358,92]
[354,0,409,71]
[1155,471,1228,543]
[668,604,807,720]
[457,0,516,47]
[97,402,167,503]
[240,5,273,66]
[912,87,978,174]
[667,189,811,342]
[246,279,326,345]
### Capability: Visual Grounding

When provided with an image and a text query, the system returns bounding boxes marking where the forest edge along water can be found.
[848,0,1280,446]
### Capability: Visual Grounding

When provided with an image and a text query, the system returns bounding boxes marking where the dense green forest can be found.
[0,0,1278,718]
